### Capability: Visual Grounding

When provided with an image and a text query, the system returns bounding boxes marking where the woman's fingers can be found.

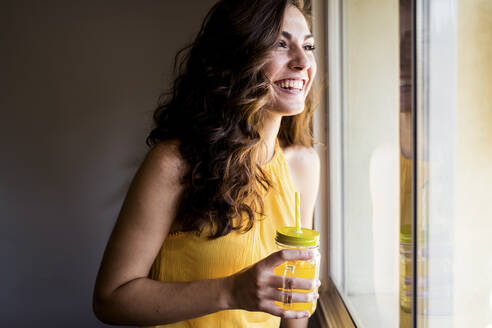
[268,274,319,291]
[289,290,319,303]
[260,300,311,319]
[228,249,319,317]
[263,287,319,304]
[259,249,314,271]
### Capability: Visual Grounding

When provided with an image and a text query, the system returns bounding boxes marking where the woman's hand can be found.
[226,249,320,319]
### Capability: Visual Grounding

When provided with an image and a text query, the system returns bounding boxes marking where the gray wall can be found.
[0,1,216,326]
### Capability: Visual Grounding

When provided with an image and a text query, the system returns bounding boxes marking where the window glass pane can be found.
[454,0,492,324]
[327,1,492,327]
[417,0,492,326]
[337,1,401,326]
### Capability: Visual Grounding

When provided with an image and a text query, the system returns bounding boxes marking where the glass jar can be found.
[399,231,413,313]
[273,226,321,315]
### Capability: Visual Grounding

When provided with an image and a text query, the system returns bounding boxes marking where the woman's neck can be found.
[259,112,282,165]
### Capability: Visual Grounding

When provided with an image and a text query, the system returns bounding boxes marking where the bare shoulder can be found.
[147,139,185,169]
[281,144,320,174]
[143,139,188,185]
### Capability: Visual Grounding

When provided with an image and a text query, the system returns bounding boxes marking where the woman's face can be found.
[264,5,317,116]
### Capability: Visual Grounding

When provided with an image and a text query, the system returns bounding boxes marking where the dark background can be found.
[0,1,323,327]
[0,0,216,326]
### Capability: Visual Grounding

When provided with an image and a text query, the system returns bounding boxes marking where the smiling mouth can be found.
[274,79,305,93]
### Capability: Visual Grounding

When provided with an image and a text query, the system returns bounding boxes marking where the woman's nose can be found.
[288,46,310,71]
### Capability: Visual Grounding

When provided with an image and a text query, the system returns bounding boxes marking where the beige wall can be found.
[0,1,217,326]
[455,0,492,326]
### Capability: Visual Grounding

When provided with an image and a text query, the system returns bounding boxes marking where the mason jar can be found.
[274,226,320,315]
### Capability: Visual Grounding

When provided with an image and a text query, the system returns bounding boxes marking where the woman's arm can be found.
[281,145,321,328]
[93,141,317,326]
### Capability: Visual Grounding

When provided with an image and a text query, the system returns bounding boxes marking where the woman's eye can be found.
[278,40,287,48]
[304,44,316,51]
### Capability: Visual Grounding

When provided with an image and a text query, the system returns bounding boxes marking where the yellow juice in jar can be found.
[274,259,318,314]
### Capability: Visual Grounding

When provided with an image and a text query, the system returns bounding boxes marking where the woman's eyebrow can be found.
[281,31,314,40]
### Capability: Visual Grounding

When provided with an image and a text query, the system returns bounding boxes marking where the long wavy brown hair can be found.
[147,0,315,238]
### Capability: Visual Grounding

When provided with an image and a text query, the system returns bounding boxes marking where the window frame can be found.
[312,0,355,326]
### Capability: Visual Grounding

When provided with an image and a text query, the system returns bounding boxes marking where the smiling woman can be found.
[92,0,320,328]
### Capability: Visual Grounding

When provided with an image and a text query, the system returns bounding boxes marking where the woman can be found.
[93,0,320,327]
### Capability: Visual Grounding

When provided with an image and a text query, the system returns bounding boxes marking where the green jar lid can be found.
[400,224,428,243]
[400,232,412,243]
[275,227,320,247]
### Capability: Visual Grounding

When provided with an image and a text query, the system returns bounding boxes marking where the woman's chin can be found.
[267,104,305,116]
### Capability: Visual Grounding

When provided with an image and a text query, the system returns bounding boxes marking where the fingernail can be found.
[316,279,321,287]
[295,311,309,318]
[304,250,313,258]
[285,310,296,318]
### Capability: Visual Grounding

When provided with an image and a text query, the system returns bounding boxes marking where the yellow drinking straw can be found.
[295,191,302,233]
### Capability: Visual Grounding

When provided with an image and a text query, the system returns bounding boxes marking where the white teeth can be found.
[276,79,304,90]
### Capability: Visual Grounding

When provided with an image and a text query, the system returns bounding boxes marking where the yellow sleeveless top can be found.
[144,140,296,328]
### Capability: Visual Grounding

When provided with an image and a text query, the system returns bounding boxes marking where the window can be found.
[313,0,492,327]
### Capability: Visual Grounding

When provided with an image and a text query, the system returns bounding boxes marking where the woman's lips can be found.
[273,83,304,95]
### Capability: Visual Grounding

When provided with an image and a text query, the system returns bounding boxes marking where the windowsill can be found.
[321,287,412,328]
[316,278,356,328]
